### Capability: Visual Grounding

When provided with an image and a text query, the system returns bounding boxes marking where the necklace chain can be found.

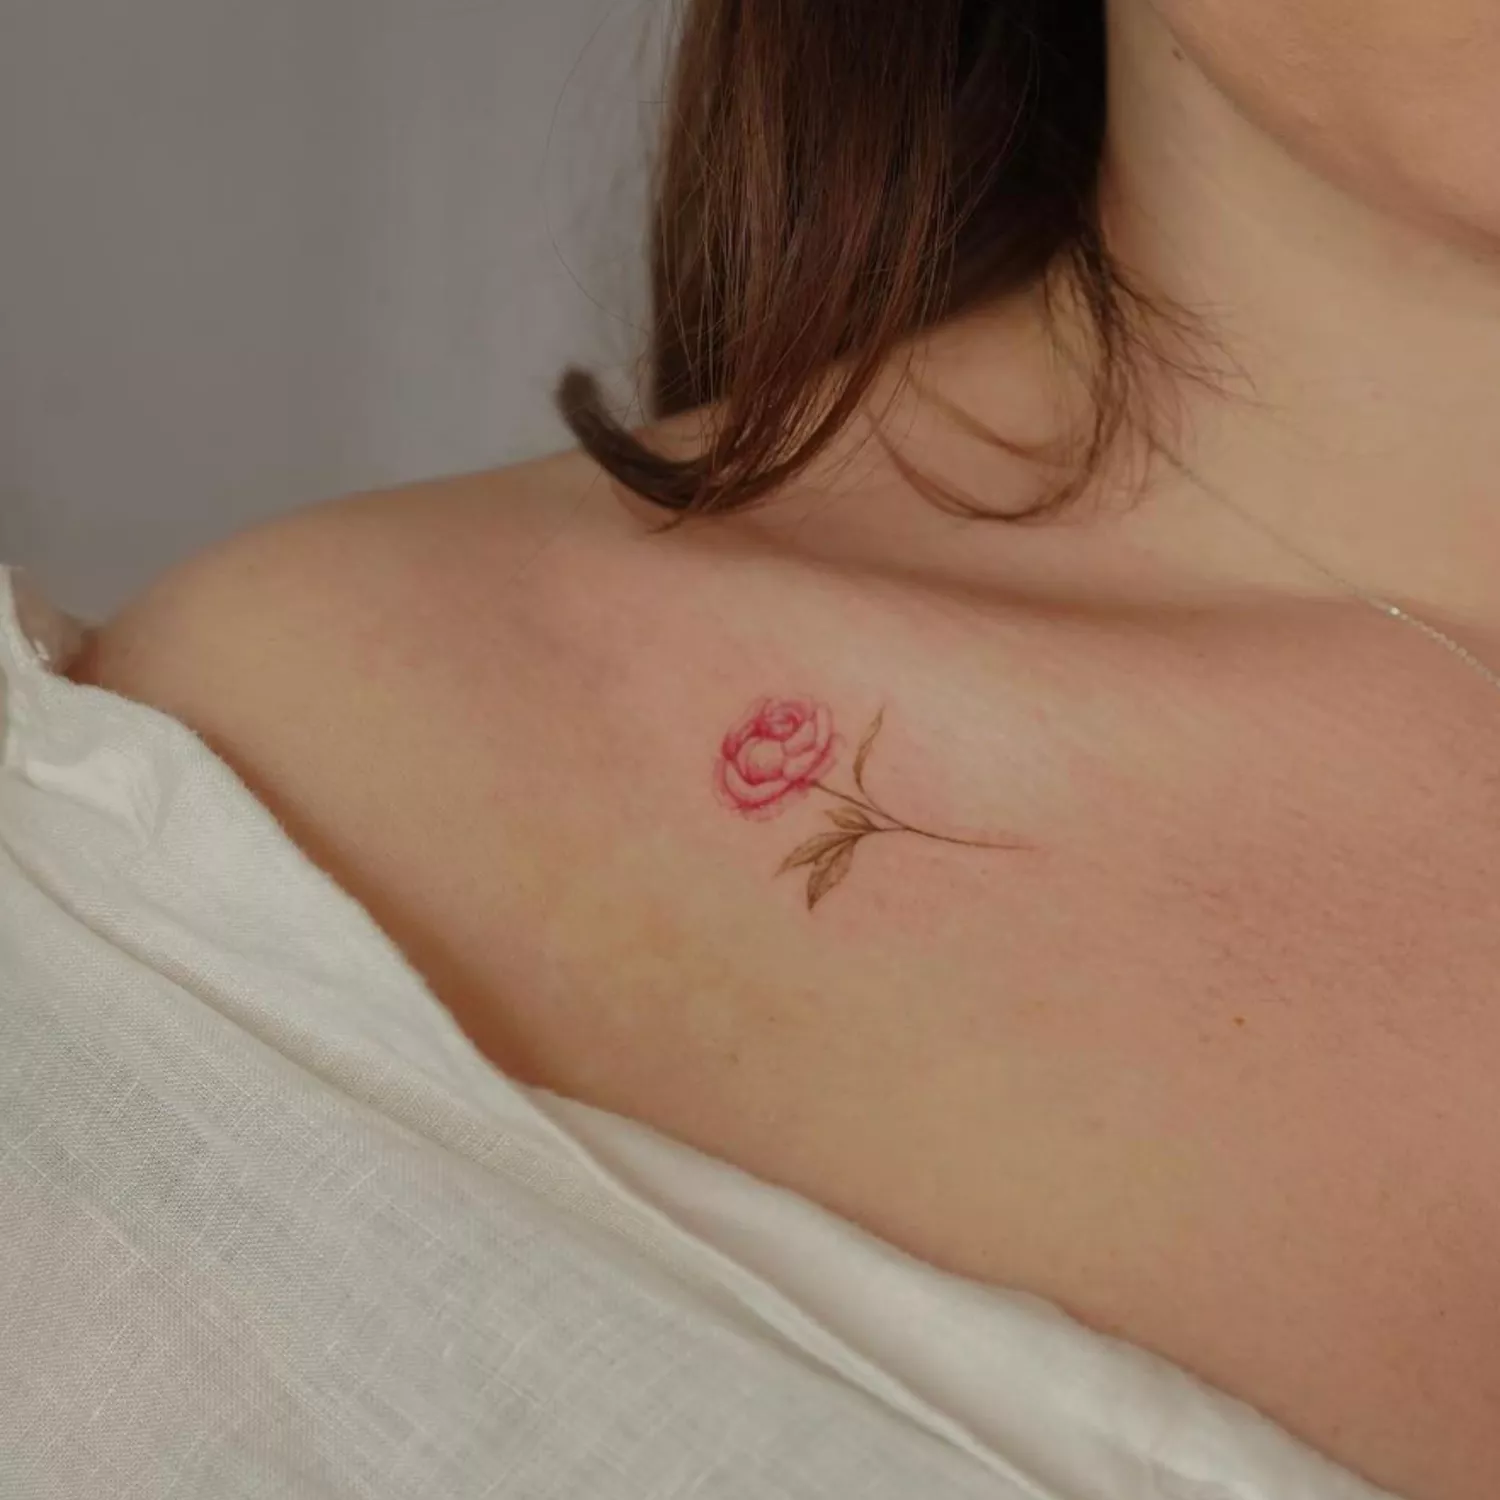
[1192,478,1500,697]
[1367,601,1500,696]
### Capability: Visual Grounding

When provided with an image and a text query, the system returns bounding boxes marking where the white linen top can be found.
[0,565,1398,1499]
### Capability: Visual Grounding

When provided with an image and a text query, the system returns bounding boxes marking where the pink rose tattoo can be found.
[714,697,1030,910]
[715,697,838,817]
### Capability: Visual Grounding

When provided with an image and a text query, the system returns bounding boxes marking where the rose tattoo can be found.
[714,697,1029,910]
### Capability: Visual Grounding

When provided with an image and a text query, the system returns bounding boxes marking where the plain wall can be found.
[0,0,664,614]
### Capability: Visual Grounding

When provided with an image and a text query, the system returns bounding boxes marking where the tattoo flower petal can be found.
[714,696,839,818]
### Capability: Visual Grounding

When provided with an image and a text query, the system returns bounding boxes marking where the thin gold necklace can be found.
[1188,477,1500,696]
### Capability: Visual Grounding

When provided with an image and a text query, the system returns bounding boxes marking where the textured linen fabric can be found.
[0,565,1398,1499]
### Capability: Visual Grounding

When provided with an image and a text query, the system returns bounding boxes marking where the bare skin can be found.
[68,3,1500,1496]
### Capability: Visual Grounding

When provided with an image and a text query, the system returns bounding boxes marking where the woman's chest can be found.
[484,716,1500,1500]
[264,589,1500,1498]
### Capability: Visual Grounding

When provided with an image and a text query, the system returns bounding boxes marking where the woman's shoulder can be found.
[72,442,627,709]
[69,441,669,747]
[71,388,771,710]
[70,392,903,802]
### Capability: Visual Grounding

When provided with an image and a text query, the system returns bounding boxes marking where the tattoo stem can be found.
[809,780,1028,852]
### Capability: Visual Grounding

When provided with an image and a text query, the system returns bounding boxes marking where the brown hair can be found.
[557,0,1142,522]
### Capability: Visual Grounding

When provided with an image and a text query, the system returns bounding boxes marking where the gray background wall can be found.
[0,0,664,615]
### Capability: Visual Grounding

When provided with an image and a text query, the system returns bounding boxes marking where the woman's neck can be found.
[1087,2,1500,633]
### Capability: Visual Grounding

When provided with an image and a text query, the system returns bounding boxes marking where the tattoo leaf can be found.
[806,839,858,911]
[778,832,853,875]
[830,807,878,834]
[852,707,885,793]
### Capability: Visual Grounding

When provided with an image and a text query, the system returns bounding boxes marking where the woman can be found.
[5,2,1497,1496]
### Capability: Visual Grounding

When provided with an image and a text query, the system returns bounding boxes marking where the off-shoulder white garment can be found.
[0,566,1398,1499]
